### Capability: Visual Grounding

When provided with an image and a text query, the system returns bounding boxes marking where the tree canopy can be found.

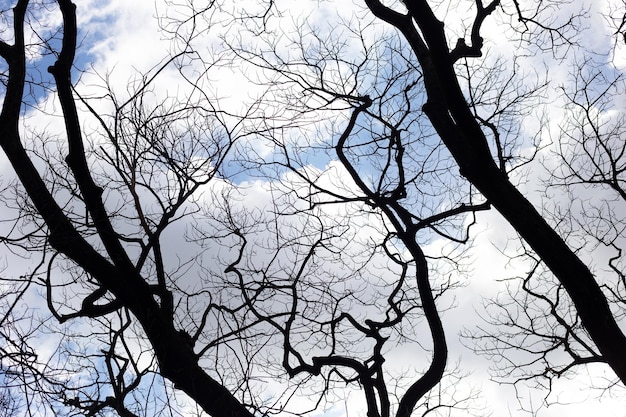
[1,0,625,416]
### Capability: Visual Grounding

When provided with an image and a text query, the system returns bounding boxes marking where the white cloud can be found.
[2,1,626,416]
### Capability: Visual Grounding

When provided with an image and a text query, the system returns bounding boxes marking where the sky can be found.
[1,0,626,416]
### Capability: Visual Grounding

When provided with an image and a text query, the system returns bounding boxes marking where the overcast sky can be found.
[2,0,626,416]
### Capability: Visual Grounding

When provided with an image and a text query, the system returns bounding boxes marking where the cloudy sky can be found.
[2,0,626,416]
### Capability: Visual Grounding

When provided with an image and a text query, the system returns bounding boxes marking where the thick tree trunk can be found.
[469,161,626,382]
[0,2,256,417]
[418,19,626,387]
[364,0,626,385]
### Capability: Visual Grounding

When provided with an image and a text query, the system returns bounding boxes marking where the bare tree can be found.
[193,0,626,409]
[0,1,258,415]
[465,55,626,401]
[1,0,626,416]
[207,0,626,392]
[1,1,478,416]
[356,0,626,386]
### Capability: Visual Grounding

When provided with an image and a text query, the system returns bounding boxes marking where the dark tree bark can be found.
[0,2,254,416]
[3,0,625,415]
[363,0,626,384]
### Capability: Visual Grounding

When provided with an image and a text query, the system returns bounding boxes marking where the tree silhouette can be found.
[1,0,625,416]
